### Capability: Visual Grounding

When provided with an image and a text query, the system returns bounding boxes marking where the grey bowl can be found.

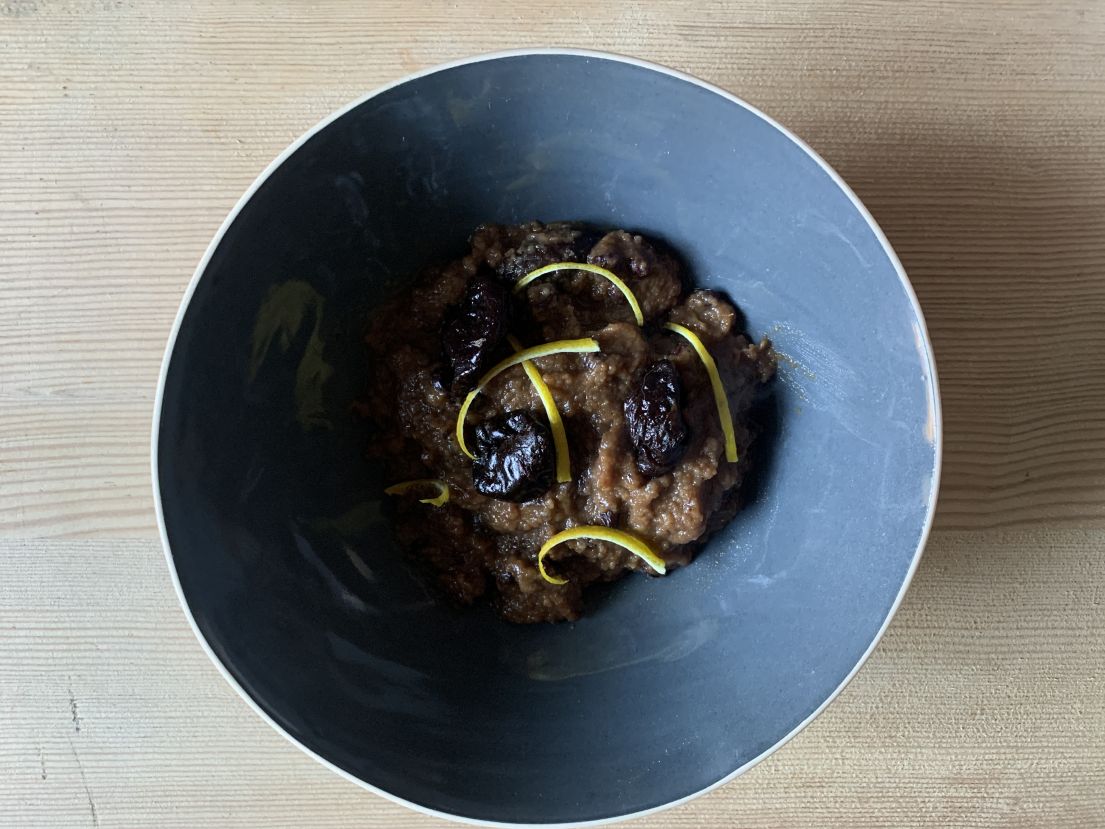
[153,50,941,826]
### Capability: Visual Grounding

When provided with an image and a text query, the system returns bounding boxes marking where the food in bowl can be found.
[155,51,940,823]
[363,221,775,622]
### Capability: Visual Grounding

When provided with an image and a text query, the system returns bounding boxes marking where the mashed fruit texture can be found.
[364,222,775,623]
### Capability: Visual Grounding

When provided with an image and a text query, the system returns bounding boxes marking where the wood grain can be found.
[0,532,1101,828]
[1,0,1103,826]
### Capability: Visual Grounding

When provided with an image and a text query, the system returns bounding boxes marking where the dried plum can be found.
[441,273,510,392]
[624,360,689,476]
[472,411,555,502]
[495,226,602,283]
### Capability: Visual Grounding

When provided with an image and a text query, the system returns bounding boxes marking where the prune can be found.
[496,226,602,283]
[624,360,689,476]
[472,411,555,502]
[441,273,510,392]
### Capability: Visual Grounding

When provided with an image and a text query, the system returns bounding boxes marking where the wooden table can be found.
[2,2,1103,826]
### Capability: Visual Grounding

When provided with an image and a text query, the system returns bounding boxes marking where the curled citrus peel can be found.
[507,335,572,483]
[514,262,645,327]
[664,322,738,462]
[456,338,601,459]
[383,479,450,507]
[538,526,667,585]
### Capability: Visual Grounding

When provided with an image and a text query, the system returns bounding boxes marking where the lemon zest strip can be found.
[664,322,738,462]
[508,335,572,483]
[514,262,645,327]
[383,479,450,507]
[538,525,667,585]
[455,338,600,459]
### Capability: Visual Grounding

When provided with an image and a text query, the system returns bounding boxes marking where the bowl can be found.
[153,50,941,825]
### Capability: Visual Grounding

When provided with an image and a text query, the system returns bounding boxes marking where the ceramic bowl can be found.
[154,50,941,826]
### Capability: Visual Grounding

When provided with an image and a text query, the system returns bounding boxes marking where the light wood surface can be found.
[2,1,1103,826]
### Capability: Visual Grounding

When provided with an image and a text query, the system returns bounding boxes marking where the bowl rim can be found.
[151,47,943,829]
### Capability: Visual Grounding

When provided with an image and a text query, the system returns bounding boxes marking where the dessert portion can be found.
[363,222,775,623]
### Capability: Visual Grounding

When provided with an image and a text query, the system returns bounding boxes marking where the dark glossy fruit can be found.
[624,360,689,476]
[495,227,602,283]
[441,273,510,392]
[472,411,555,502]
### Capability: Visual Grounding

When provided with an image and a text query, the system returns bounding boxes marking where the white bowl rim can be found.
[150,47,943,829]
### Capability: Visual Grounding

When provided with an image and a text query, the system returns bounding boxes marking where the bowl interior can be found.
[157,53,938,824]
